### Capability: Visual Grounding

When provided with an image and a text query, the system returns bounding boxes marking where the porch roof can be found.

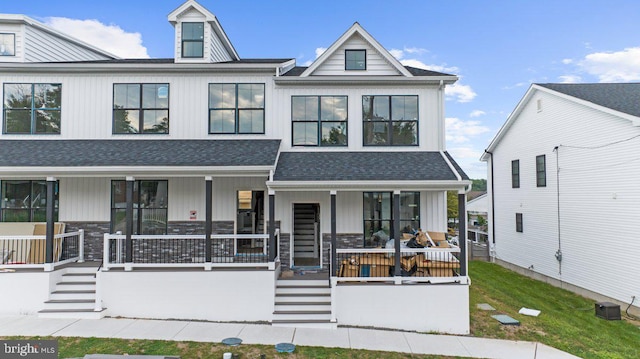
[0,139,281,176]
[270,151,470,190]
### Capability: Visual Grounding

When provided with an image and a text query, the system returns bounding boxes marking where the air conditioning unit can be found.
[595,302,621,320]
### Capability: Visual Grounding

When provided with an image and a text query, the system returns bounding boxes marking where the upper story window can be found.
[3,83,61,134]
[516,213,523,233]
[0,34,15,56]
[536,155,546,187]
[292,96,347,146]
[345,49,366,70]
[209,83,265,134]
[1,180,59,222]
[363,95,418,146]
[511,160,520,188]
[113,84,169,134]
[182,22,204,58]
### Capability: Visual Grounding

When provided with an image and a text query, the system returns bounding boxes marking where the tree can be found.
[472,179,487,191]
[447,191,458,224]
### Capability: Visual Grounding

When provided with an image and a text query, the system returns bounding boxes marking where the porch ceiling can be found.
[0,139,281,176]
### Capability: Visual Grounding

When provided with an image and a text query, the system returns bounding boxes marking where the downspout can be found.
[483,150,496,250]
[553,146,562,276]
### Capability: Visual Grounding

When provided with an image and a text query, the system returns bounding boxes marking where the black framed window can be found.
[1,180,59,222]
[292,96,347,146]
[516,213,523,233]
[363,191,420,248]
[113,84,169,134]
[536,155,546,187]
[363,95,418,146]
[181,22,204,58]
[345,49,366,70]
[209,83,265,134]
[3,83,61,134]
[511,160,520,188]
[0,34,15,56]
[111,180,168,235]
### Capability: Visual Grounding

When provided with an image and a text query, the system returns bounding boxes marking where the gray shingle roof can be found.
[538,83,640,118]
[273,151,468,181]
[0,140,281,167]
[46,58,293,65]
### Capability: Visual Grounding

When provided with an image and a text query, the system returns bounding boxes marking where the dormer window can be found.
[182,22,204,58]
[345,49,366,70]
[0,34,15,56]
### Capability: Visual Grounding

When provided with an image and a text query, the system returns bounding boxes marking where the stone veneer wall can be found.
[65,221,234,261]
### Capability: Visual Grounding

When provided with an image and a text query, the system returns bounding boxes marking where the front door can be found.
[292,203,320,267]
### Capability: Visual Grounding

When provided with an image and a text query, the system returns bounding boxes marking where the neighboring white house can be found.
[466,193,487,243]
[0,0,471,333]
[481,83,640,314]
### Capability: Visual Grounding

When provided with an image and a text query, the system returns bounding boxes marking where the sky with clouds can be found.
[4,0,640,178]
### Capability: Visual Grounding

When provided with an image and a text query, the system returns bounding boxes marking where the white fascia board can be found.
[167,0,216,23]
[0,62,286,74]
[0,166,273,178]
[480,84,538,161]
[480,83,640,162]
[1,14,119,59]
[300,23,412,78]
[274,75,458,86]
[266,180,471,192]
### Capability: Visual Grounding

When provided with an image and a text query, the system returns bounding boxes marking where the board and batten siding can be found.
[272,84,443,151]
[491,89,640,306]
[23,25,109,63]
[311,34,400,76]
[0,73,276,140]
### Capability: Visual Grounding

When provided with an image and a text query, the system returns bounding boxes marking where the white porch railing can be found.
[334,246,463,284]
[103,229,280,271]
[0,230,85,271]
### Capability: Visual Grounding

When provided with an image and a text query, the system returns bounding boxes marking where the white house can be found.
[481,83,640,315]
[466,193,488,243]
[0,0,471,333]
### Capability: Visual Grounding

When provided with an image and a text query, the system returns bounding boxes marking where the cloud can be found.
[579,47,640,82]
[445,117,490,144]
[558,75,582,83]
[561,58,573,65]
[469,110,486,118]
[44,17,148,58]
[446,146,488,179]
[445,83,477,103]
[315,47,327,58]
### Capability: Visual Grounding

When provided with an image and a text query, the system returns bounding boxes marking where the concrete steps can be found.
[38,264,105,319]
[272,279,336,329]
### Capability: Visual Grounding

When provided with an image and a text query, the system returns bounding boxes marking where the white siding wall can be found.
[59,177,110,221]
[0,23,24,62]
[312,34,400,76]
[424,191,447,232]
[491,90,640,306]
[273,85,442,151]
[0,73,276,140]
[23,26,109,62]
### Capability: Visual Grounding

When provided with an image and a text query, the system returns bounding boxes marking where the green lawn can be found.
[469,261,640,359]
[3,261,639,358]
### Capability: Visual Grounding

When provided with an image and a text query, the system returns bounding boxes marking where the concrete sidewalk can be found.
[0,316,580,359]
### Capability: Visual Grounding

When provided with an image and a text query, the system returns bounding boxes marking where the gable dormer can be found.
[168,0,239,63]
[301,23,412,77]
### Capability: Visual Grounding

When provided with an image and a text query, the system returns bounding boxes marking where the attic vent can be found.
[536,99,543,112]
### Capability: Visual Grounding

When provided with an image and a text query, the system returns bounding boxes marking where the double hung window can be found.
[363,95,418,146]
[3,83,61,134]
[292,96,347,146]
[209,83,265,134]
[0,180,58,222]
[113,84,169,134]
[111,180,168,235]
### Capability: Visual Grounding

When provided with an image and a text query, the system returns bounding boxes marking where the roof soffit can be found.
[300,22,412,78]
